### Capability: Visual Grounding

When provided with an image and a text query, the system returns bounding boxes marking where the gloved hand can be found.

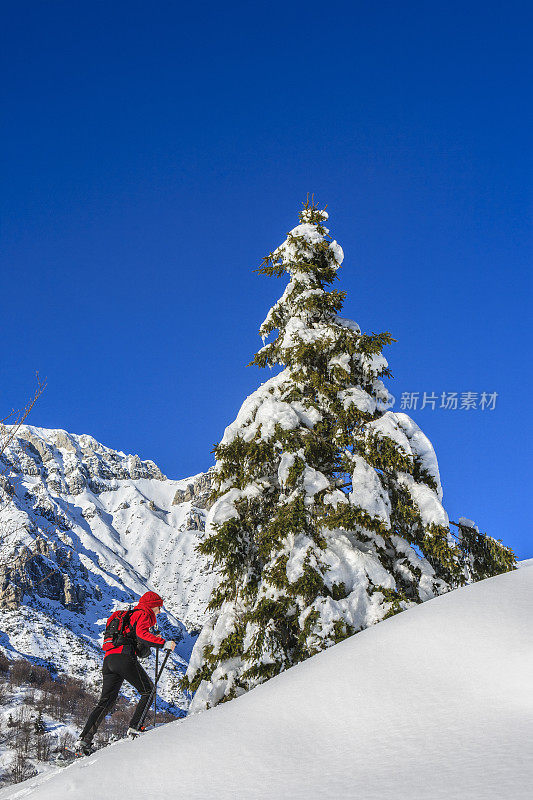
[163,640,176,651]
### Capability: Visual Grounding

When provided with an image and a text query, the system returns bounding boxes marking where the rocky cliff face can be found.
[0,535,89,611]
[172,472,213,510]
[3,426,166,497]
[0,424,216,710]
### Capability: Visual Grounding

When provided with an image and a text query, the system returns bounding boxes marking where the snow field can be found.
[4,561,531,800]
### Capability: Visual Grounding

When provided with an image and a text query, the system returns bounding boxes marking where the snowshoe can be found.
[127,725,148,739]
[75,738,96,756]
[56,744,92,767]
[56,751,77,767]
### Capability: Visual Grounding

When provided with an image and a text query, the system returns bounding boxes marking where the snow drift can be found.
[4,563,531,800]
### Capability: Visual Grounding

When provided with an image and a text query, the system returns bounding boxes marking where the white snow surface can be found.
[397,472,449,528]
[338,386,376,414]
[368,412,443,499]
[7,562,532,800]
[219,369,323,448]
[350,454,391,526]
[328,239,344,264]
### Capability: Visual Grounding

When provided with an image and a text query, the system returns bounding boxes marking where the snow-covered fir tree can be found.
[184,198,516,711]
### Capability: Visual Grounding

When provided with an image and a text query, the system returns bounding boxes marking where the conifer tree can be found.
[34,711,45,736]
[184,198,516,711]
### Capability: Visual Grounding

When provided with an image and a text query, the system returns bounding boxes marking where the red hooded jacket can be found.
[103,591,166,658]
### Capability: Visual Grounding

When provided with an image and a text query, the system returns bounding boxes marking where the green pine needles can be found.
[183,198,517,711]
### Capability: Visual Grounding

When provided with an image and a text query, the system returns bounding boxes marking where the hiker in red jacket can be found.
[76,591,176,754]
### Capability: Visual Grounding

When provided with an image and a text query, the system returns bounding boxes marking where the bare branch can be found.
[0,372,47,458]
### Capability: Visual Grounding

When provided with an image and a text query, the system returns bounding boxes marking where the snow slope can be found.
[5,562,531,800]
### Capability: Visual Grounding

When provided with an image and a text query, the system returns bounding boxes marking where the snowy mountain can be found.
[0,424,216,708]
[4,559,531,800]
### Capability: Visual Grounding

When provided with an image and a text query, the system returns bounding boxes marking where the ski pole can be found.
[153,647,159,727]
[138,650,171,731]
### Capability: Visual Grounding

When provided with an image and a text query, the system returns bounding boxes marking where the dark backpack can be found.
[103,608,151,659]
[104,608,135,649]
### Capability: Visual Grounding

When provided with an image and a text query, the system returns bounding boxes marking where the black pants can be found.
[80,653,153,742]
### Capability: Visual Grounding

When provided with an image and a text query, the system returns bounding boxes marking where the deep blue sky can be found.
[1,1,531,559]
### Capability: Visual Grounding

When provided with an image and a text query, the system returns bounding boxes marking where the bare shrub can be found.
[9,659,50,688]
[4,752,38,786]
[0,651,9,674]
[34,733,51,761]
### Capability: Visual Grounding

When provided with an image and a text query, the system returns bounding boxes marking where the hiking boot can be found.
[75,738,95,756]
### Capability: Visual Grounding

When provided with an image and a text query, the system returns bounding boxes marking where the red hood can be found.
[136,591,163,621]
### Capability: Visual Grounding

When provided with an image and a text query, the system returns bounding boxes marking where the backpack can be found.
[103,608,151,659]
[104,608,135,649]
